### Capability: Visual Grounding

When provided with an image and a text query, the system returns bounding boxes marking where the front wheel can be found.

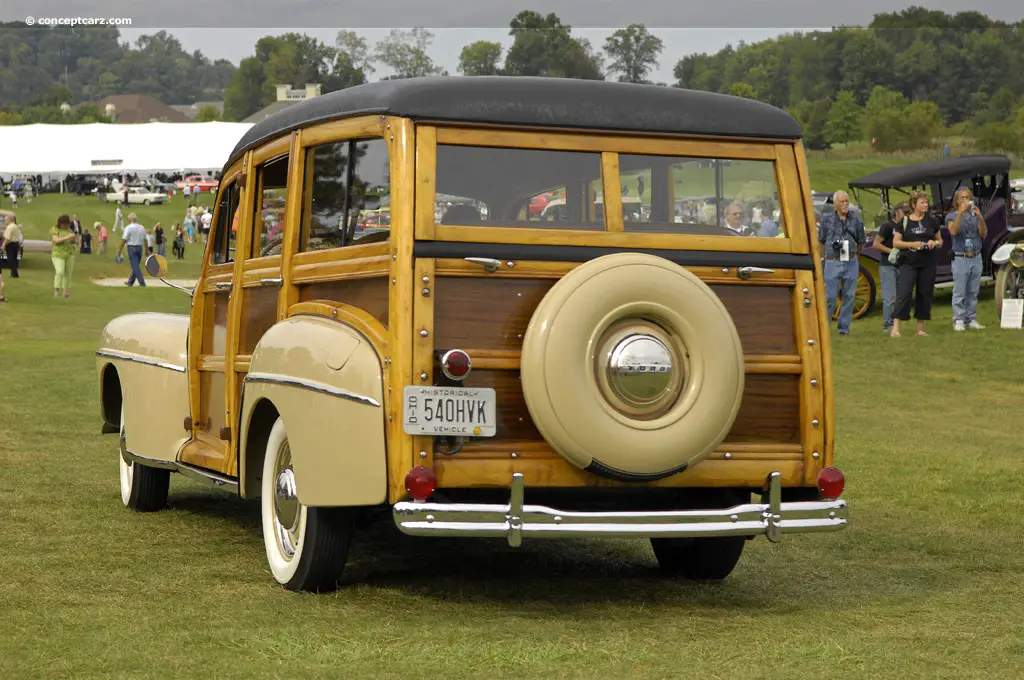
[143,199,151,205]
[261,417,355,592]
[995,264,1024,317]
[119,406,170,511]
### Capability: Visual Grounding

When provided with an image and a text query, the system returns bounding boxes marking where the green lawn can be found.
[1,165,1023,679]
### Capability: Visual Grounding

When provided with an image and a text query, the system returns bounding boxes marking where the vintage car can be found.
[97,76,849,592]
[844,155,1019,320]
[182,174,220,193]
[102,186,168,205]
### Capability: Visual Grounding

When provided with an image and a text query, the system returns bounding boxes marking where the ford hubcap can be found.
[272,446,301,558]
[596,321,685,419]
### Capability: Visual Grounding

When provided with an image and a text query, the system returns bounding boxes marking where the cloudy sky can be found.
[4,0,1022,83]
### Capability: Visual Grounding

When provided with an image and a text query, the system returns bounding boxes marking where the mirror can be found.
[144,253,168,277]
[144,253,194,297]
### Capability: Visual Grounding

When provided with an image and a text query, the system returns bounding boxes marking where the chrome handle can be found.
[214,281,232,289]
[464,257,501,273]
[259,277,283,286]
[737,266,775,280]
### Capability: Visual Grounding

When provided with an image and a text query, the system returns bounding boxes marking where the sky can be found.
[3,0,1022,84]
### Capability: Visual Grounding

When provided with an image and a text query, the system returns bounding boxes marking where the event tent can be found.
[0,121,254,175]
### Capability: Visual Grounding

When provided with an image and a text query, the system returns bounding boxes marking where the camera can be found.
[831,239,843,255]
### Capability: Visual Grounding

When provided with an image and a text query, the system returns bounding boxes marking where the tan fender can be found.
[96,312,191,463]
[239,315,387,507]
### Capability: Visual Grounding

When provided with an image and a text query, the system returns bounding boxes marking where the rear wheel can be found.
[261,417,355,591]
[118,406,170,512]
[650,489,748,580]
[833,264,876,321]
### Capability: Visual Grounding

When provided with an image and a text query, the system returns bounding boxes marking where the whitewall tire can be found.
[118,405,170,512]
[260,417,354,592]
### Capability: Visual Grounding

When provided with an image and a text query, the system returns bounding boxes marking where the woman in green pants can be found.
[50,214,78,298]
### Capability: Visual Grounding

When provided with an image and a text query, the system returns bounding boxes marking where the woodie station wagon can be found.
[97,76,849,592]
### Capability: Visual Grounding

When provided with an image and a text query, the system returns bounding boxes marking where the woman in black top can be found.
[891,191,942,337]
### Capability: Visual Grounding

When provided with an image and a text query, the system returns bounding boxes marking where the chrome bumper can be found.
[393,472,848,547]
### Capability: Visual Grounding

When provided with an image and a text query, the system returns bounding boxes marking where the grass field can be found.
[1,160,1024,678]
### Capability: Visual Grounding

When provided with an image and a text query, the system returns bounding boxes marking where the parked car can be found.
[845,155,1020,320]
[97,76,849,592]
[182,174,219,193]
[102,186,168,205]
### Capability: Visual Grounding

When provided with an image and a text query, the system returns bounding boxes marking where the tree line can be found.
[1,8,1023,152]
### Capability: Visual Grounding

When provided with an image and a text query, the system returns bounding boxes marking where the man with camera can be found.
[817,190,866,336]
[946,188,987,331]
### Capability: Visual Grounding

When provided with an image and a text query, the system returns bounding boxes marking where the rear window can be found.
[435,145,605,230]
[619,155,786,238]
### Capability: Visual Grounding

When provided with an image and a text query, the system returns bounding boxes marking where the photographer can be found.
[873,201,910,334]
[817,190,865,336]
[946,188,987,331]
[891,191,942,337]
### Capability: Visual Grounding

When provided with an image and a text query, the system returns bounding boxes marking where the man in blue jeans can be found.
[947,188,987,331]
[818,191,865,336]
[115,213,147,287]
[872,201,910,333]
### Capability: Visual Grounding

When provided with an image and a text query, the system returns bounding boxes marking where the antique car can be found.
[97,76,849,592]
[102,186,168,205]
[844,155,1019,320]
[182,174,220,193]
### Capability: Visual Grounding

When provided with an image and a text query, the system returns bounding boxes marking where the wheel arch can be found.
[99,362,123,430]
[240,398,280,499]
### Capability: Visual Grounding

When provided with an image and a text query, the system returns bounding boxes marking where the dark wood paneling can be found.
[297,277,390,328]
[434,277,795,356]
[457,370,799,445]
[434,277,555,350]
[710,285,796,355]
[240,286,280,354]
[727,374,801,443]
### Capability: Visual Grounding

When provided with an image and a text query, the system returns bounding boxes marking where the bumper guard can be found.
[393,472,848,547]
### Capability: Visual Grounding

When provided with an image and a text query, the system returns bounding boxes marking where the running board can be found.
[933,276,994,291]
[176,461,240,493]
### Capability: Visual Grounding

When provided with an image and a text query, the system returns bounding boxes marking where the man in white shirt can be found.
[200,209,213,244]
[113,204,123,233]
[115,213,148,287]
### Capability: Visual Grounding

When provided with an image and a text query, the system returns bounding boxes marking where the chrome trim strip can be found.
[176,462,240,491]
[121,448,178,471]
[96,349,186,373]
[393,472,848,546]
[244,372,381,407]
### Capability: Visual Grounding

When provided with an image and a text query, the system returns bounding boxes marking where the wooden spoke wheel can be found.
[833,264,876,321]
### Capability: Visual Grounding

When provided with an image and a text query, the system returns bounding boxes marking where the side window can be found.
[618,155,787,238]
[252,155,289,258]
[434,145,604,230]
[301,137,391,252]
[210,180,240,265]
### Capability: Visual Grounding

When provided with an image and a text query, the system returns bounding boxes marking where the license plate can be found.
[402,386,497,437]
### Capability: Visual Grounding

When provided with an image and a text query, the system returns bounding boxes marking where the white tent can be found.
[0,121,254,174]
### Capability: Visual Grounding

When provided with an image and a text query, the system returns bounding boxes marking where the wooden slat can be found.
[415,125,437,240]
[710,285,797,355]
[412,257,436,470]
[298,115,387,149]
[197,355,226,372]
[445,348,800,374]
[600,152,623,232]
[295,277,390,328]
[452,440,802,460]
[775,145,810,253]
[434,126,778,160]
[291,242,390,267]
[291,254,391,283]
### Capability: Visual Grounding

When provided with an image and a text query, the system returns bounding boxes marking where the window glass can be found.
[210,180,240,265]
[435,145,604,230]
[253,155,289,258]
[302,138,391,252]
[618,155,786,238]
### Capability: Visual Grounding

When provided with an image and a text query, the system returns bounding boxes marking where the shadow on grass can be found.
[163,487,955,612]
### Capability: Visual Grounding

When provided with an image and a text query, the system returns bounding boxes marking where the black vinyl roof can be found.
[848,154,1012,189]
[226,76,803,168]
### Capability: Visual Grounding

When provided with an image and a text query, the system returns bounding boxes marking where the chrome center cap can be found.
[274,467,300,532]
[607,334,675,406]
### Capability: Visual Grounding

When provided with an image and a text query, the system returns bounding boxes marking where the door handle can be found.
[736,266,776,280]
[464,257,501,273]
[259,277,283,286]
[214,281,232,289]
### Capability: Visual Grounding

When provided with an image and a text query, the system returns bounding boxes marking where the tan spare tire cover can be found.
[521,252,745,481]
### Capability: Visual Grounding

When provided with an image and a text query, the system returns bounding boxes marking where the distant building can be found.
[170,101,226,121]
[85,94,190,123]
[242,83,322,123]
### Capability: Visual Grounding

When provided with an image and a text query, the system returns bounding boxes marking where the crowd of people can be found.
[820,188,987,337]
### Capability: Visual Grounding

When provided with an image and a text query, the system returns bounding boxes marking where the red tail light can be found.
[440,349,472,380]
[405,466,437,500]
[817,466,845,500]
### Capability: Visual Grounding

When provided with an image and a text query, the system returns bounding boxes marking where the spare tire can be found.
[520,253,745,481]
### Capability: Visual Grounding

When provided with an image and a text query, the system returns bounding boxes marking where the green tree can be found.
[222,57,265,121]
[824,91,864,145]
[972,122,1024,153]
[194,105,221,122]
[373,28,446,78]
[728,82,758,99]
[458,41,503,76]
[787,98,831,149]
[503,11,603,80]
[335,30,375,76]
[603,24,663,83]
